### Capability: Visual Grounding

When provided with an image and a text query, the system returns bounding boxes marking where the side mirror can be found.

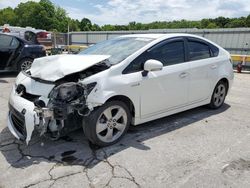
[142,59,163,77]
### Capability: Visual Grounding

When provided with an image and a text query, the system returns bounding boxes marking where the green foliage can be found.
[0,7,16,25]
[225,17,246,28]
[79,18,92,31]
[69,19,80,31]
[207,23,218,29]
[53,6,69,32]
[0,0,250,32]
[92,24,101,31]
[246,15,250,27]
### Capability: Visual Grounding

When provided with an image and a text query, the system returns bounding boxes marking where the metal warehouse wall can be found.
[69,28,250,55]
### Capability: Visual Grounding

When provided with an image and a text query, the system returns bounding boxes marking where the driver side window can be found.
[123,40,185,74]
[149,41,185,66]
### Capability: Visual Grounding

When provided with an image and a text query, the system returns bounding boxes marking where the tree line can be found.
[0,0,250,32]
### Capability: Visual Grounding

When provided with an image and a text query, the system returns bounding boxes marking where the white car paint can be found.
[30,54,110,82]
[7,33,234,144]
[8,86,39,144]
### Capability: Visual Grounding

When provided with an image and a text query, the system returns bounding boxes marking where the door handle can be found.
[179,72,188,78]
[210,64,217,69]
[131,83,140,87]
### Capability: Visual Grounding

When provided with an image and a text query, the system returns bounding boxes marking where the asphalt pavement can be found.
[0,72,250,188]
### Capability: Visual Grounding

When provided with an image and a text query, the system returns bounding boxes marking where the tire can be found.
[17,58,33,72]
[208,80,228,109]
[83,101,131,146]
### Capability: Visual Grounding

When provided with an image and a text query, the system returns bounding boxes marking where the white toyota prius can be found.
[7,34,234,146]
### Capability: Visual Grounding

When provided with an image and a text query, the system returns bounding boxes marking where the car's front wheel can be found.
[83,101,131,146]
[209,80,228,109]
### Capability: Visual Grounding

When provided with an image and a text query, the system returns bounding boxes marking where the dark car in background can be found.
[0,33,46,72]
[24,30,51,46]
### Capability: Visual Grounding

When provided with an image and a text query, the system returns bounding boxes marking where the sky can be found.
[0,0,250,25]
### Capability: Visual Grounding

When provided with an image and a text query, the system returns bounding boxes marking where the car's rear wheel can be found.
[83,101,131,146]
[209,80,228,109]
[17,58,33,72]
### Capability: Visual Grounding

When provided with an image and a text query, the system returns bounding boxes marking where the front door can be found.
[140,62,189,118]
[0,35,18,70]
[123,38,189,118]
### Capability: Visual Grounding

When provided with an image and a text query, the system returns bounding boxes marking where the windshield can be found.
[79,37,153,65]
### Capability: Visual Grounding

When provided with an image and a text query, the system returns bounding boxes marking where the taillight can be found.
[37,32,50,39]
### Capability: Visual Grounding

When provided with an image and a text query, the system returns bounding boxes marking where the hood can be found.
[30,54,110,82]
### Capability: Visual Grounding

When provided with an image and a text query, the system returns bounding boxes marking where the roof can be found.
[118,33,221,49]
[120,34,166,39]
[119,33,202,39]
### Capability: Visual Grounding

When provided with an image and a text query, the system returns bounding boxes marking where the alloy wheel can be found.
[213,84,226,107]
[96,105,128,143]
[21,60,32,72]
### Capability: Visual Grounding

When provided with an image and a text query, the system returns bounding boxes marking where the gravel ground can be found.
[0,72,250,188]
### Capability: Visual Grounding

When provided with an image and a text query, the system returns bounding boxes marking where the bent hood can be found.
[30,54,110,82]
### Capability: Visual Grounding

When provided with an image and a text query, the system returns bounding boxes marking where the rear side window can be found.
[24,31,38,44]
[188,41,211,61]
[210,45,219,57]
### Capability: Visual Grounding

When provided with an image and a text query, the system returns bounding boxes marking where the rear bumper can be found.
[7,86,39,144]
[227,68,234,94]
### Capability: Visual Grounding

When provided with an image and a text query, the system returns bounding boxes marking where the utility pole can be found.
[67,22,70,48]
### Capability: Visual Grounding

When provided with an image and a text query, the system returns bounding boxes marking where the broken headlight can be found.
[48,82,86,119]
[49,82,85,103]
[48,82,97,119]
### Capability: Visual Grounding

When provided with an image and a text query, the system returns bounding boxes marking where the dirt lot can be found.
[0,73,250,188]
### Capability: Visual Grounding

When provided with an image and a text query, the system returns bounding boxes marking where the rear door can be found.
[0,35,19,70]
[186,37,218,103]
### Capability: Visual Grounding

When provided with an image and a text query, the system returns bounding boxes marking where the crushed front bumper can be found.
[7,87,39,144]
[7,73,92,144]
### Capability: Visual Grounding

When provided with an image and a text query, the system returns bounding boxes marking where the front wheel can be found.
[208,81,228,109]
[83,101,131,146]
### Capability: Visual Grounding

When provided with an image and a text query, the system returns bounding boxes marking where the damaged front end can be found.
[34,82,96,140]
[8,55,110,144]
[8,80,97,144]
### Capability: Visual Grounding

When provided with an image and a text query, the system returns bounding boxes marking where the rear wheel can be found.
[83,101,131,146]
[17,58,33,72]
[209,81,227,109]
